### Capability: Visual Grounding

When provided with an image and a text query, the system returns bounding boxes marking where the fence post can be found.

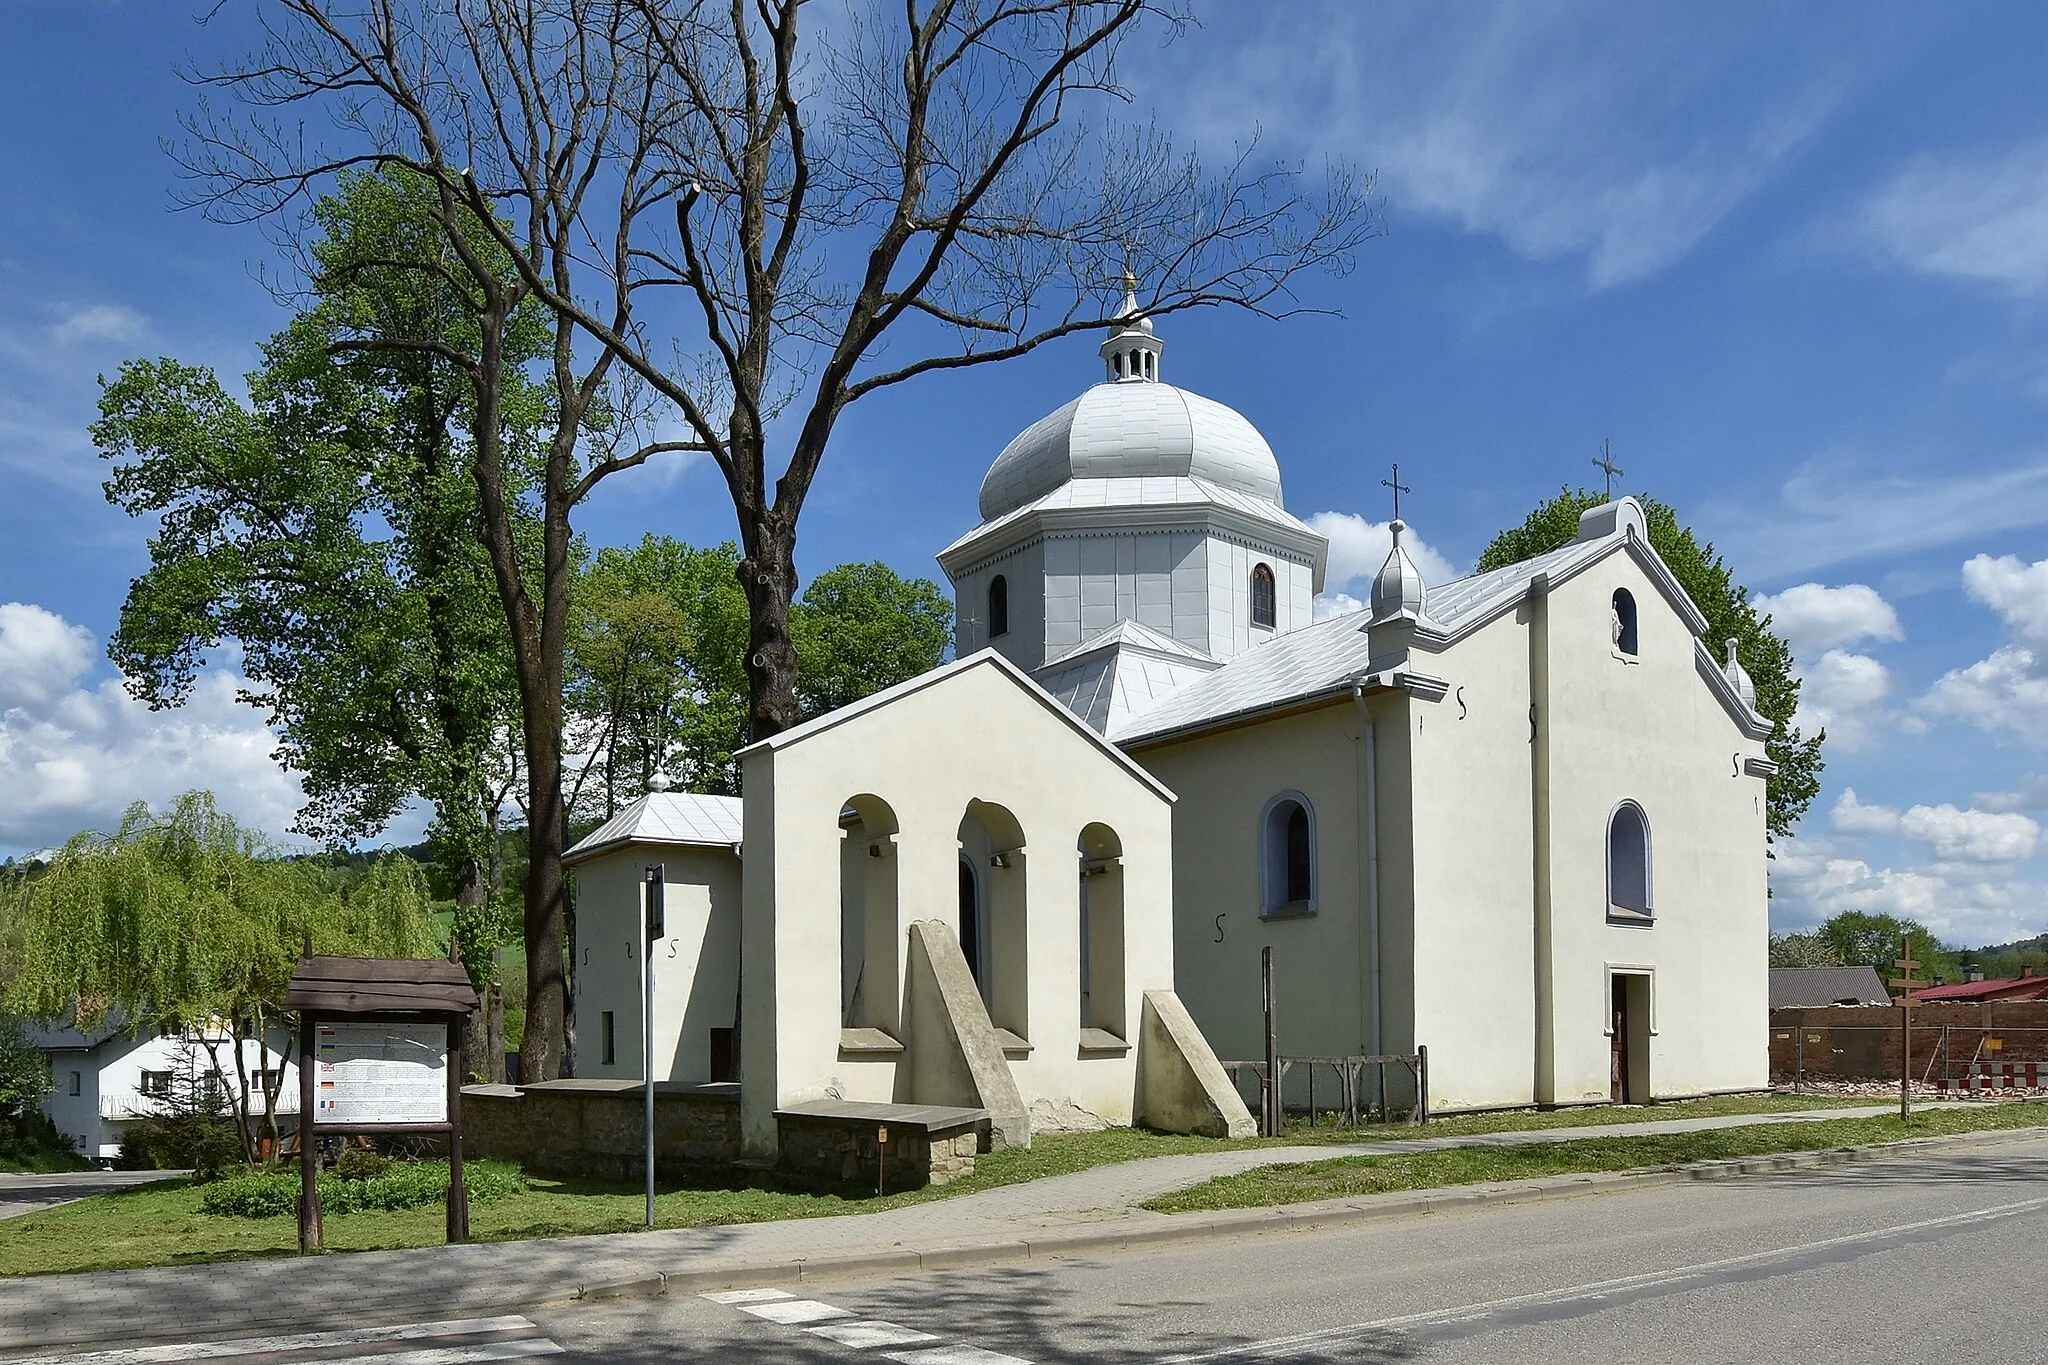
[1261,946,1278,1136]
[1415,1044,1429,1126]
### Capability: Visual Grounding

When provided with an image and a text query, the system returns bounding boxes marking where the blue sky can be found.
[5,3,2048,948]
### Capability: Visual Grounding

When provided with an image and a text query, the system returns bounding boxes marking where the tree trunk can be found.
[740,513,803,741]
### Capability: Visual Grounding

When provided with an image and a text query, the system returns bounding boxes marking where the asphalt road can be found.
[531,1130,2048,1364]
[0,1168,185,1221]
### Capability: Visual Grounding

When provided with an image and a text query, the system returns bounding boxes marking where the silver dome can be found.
[978,381,1285,522]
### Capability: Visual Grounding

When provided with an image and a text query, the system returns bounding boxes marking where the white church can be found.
[568,296,1773,1152]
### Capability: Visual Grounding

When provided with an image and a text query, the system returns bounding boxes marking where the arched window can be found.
[1608,802,1652,922]
[988,575,1009,638]
[1251,563,1277,630]
[1611,588,1638,657]
[1260,792,1316,916]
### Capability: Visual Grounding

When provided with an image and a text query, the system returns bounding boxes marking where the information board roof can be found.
[285,956,479,1016]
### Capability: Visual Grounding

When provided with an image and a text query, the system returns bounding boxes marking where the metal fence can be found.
[1222,1048,1430,1134]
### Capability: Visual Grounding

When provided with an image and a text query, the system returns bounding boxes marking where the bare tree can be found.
[178,0,1374,1080]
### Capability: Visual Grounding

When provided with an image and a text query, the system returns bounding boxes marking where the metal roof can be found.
[979,379,1283,521]
[1769,966,1889,1009]
[563,791,746,865]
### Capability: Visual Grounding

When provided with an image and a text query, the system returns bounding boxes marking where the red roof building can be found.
[1912,968,2048,1003]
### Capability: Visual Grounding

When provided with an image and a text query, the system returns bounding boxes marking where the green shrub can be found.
[200,1160,525,1218]
[117,1115,243,1181]
[0,1111,90,1173]
[333,1146,389,1182]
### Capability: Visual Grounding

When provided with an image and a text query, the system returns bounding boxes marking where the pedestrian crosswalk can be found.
[701,1289,1030,1363]
[0,1316,565,1365]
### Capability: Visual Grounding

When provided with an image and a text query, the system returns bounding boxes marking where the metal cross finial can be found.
[1382,464,1412,521]
[1593,439,1625,500]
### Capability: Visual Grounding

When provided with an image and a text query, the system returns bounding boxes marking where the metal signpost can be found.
[1889,934,1923,1120]
[642,864,665,1228]
[285,956,479,1253]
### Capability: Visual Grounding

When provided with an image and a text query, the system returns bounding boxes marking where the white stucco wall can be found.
[739,655,1178,1158]
[1523,552,1771,1103]
[1132,702,1379,1071]
[572,844,742,1084]
[41,1029,297,1161]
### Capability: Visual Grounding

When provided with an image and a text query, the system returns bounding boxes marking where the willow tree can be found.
[5,793,434,1166]
[180,0,1375,1085]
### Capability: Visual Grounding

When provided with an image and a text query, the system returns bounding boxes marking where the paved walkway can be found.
[0,1103,1999,1352]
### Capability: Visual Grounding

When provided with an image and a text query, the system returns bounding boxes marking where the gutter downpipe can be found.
[1352,682,1384,1112]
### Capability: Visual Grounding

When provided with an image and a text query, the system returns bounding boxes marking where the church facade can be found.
[939,302,1774,1111]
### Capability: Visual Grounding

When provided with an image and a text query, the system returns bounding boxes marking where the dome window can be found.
[988,575,1010,638]
[1251,563,1277,630]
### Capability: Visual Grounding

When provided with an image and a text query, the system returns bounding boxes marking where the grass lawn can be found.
[1145,1101,2048,1213]
[0,1091,1948,1277]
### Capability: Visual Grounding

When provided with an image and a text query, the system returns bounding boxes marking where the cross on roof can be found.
[1382,464,1411,521]
[1593,439,1625,500]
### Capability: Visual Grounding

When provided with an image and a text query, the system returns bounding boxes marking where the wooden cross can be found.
[1593,439,1624,500]
[1382,464,1411,521]
[1889,935,1922,1120]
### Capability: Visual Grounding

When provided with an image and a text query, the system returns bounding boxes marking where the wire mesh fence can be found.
[1772,1020,2048,1092]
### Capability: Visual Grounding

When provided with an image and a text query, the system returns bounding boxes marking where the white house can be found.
[30,1017,299,1163]
[936,296,1774,1111]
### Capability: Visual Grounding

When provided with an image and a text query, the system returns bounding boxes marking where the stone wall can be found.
[463,1080,741,1180]
[774,1113,984,1193]
[462,1080,984,1190]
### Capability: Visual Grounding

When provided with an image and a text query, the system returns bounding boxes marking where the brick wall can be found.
[1770,1002,2048,1082]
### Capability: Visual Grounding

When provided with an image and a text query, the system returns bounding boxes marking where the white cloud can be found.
[1752,582,1902,658]
[0,602,95,710]
[1721,451,2048,581]
[1961,552,2048,647]
[48,303,147,347]
[1308,511,1459,596]
[1857,138,2048,298]
[1918,553,2048,748]
[1793,648,1893,750]
[1158,4,1873,289]
[1770,836,2040,945]
[1826,788,2038,864]
[1313,591,1364,622]
[0,603,305,856]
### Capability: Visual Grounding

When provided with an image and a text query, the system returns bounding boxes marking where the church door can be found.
[1610,977,1630,1104]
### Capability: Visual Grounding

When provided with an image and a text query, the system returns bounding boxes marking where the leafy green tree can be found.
[97,168,540,911]
[793,564,954,718]
[568,543,953,810]
[1768,933,1846,969]
[5,793,435,1166]
[1814,911,1957,985]
[1476,489,1824,840]
[0,1015,52,1124]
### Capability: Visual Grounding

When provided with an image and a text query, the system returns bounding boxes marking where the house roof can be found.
[1911,975,2048,1003]
[283,956,479,1015]
[20,1012,131,1052]
[1114,500,1768,747]
[1769,966,1889,1009]
[563,791,746,866]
